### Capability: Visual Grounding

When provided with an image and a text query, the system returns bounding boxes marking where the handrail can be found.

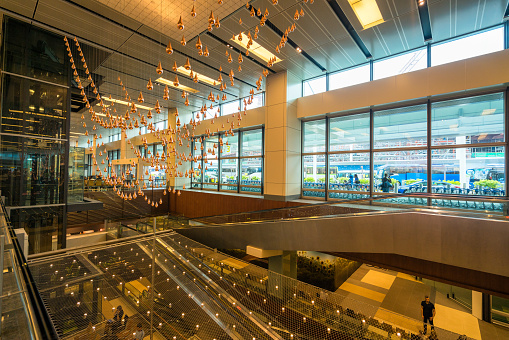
[0,200,60,339]
[193,192,509,225]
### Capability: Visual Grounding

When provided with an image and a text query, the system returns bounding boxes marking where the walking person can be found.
[421,295,436,335]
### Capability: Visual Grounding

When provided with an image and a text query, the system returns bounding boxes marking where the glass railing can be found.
[0,198,59,339]
[193,193,509,225]
[25,230,475,340]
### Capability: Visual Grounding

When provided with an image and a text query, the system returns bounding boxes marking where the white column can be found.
[472,290,483,319]
[456,136,467,186]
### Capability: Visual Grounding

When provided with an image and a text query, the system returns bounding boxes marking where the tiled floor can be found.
[337,264,509,340]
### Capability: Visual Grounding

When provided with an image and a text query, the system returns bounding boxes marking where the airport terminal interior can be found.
[1,0,509,339]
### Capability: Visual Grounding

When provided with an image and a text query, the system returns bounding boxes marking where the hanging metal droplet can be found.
[215,16,221,28]
[156,61,163,75]
[238,53,243,63]
[181,35,186,46]
[239,18,243,25]
[191,4,197,17]
[166,41,173,55]
[177,16,184,30]
[173,61,178,72]
[203,46,209,57]
[184,57,191,70]
[300,8,304,17]
[138,92,144,103]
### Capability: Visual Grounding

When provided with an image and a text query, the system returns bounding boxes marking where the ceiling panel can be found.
[429,0,506,43]
[94,0,247,41]
[35,0,133,51]
[1,0,38,18]
[71,0,142,31]
[269,0,350,51]
[306,36,368,73]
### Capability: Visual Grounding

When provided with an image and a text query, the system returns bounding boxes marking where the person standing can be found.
[421,295,436,335]
[381,173,391,192]
[133,323,145,340]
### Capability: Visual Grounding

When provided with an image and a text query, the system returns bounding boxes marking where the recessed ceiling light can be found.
[176,67,218,86]
[296,47,302,53]
[348,0,384,29]
[102,97,153,111]
[155,77,200,93]
[230,33,282,64]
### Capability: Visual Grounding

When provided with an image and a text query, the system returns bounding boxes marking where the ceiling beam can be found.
[206,32,276,74]
[416,0,433,42]
[325,0,372,59]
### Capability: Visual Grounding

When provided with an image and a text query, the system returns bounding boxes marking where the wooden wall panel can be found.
[167,190,304,219]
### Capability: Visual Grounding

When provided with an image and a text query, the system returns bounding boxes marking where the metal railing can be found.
[192,193,509,225]
[0,197,59,339]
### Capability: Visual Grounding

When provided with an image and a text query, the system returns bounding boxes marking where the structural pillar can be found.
[264,71,302,201]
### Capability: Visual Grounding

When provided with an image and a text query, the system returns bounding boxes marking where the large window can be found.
[221,101,239,116]
[303,26,505,97]
[329,64,370,91]
[431,93,505,194]
[192,128,263,194]
[302,120,327,198]
[302,92,506,200]
[373,48,427,80]
[431,27,504,67]
[303,75,326,97]
[242,93,264,111]
[328,113,371,199]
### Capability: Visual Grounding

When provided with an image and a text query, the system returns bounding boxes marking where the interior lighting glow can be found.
[481,109,496,116]
[102,97,153,110]
[230,33,282,64]
[348,0,384,29]
[176,67,218,86]
[155,77,200,93]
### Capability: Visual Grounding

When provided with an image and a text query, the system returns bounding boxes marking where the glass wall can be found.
[431,93,504,194]
[192,128,263,194]
[68,147,85,203]
[303,26,505,96]
[373,48,427,80]
[303,75,326,97]
[431,27,504,67]
[193,93,265,121]
[302,92,506,200]
[329,64,370,91]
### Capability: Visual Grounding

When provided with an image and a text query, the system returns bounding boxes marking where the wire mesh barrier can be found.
[193,193,509,225]
[25,230,474,340]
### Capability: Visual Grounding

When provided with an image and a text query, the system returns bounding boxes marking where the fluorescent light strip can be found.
[176,67,218,86]
[155,77,200,93]
[230,33,282,64]
[348,0,384,29]
[102,97,154,111]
